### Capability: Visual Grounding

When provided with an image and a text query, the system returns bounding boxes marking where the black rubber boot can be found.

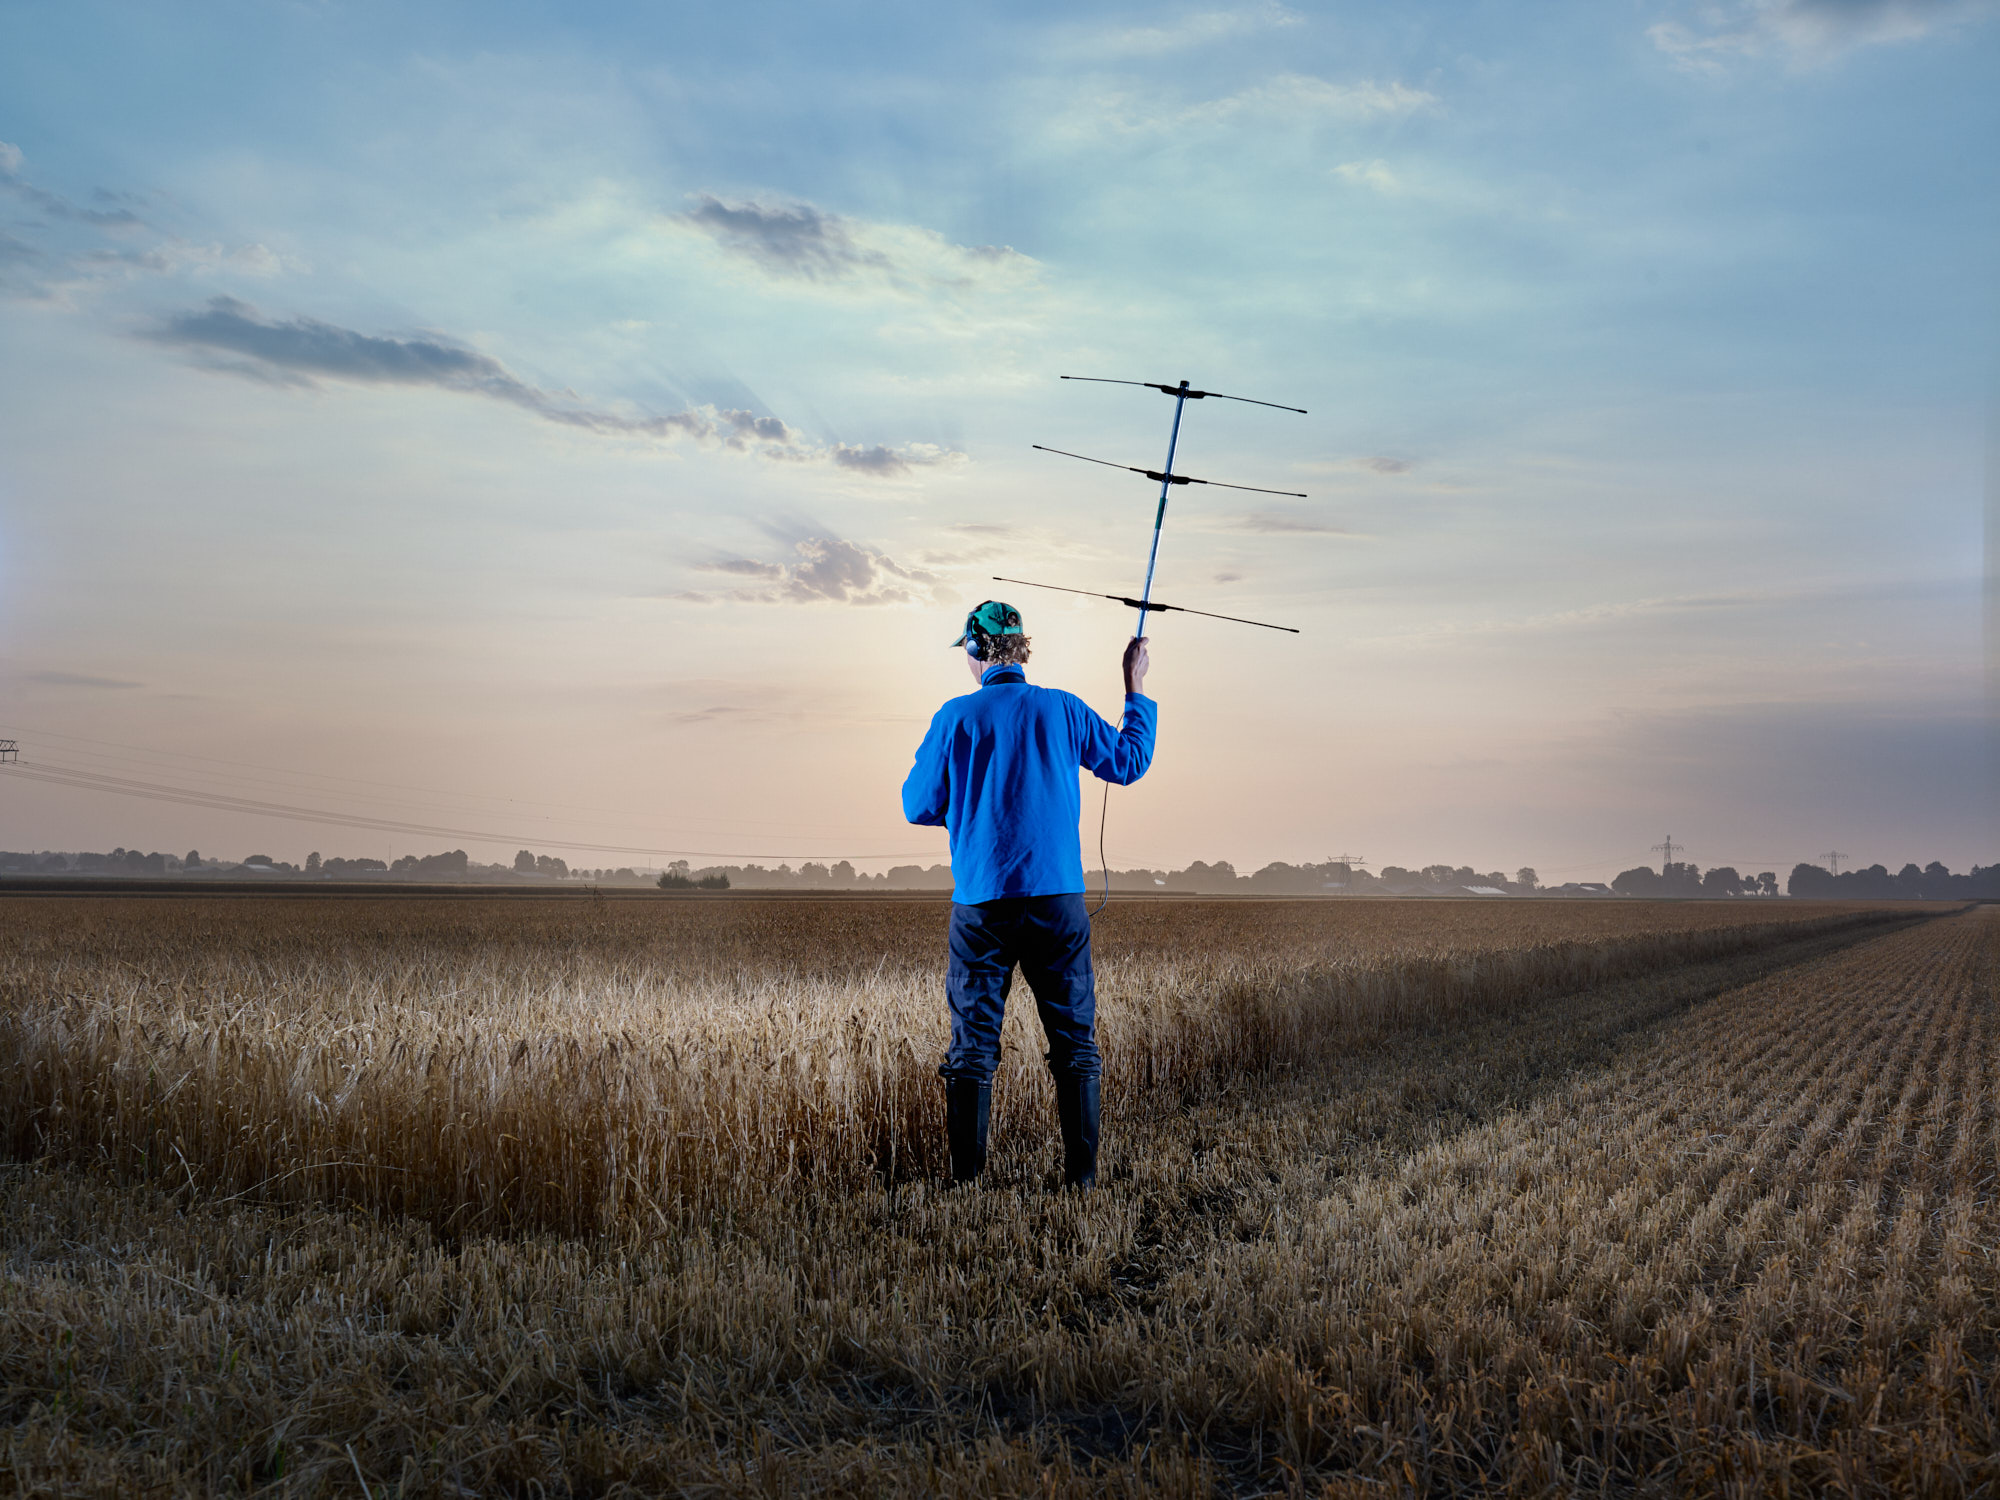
[944,1079,991,1185]
[1054,1074,1100,1189]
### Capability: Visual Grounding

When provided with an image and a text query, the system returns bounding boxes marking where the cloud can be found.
[674,196,892,282]
[151,296,538,394]
[1177,75,1435,130]
[1295,455,1419,478]
[1370,590,1784,648]
[1524,592,1770,629]
[665,703,751,725]
[0,229,39,267]
[1067,74,1435,143]
[0,148,302,302]
[1090,3,1304,57]
[1647,0,1992,69]
[1334,159,1402,194]
[147,297,960,473]
[653,679,924,728]
[701,558,785,579]
[0,143,143,228]
[669,194,1038,294]
[1231,512,1356,535]
[826,441,964,478]
[25,669,143,689]
[686,535,942,606]
[917,545,1006,568]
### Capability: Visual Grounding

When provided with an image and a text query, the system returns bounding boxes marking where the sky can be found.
[0,0,1993,882]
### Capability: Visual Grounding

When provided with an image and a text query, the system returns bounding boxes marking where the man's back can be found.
[902,664,1155,904]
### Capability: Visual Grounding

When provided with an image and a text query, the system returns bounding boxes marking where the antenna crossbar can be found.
[993,576,1298,633]
[1032,446,1306,498]
[1060,375,1307,414]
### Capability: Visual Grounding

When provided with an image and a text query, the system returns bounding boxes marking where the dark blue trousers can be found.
[941,893,1102,1084]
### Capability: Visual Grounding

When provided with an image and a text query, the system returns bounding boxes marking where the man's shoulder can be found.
[937,681,1084,722]
[1006,682,1088,715]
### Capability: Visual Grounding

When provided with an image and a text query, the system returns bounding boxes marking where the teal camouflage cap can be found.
[951,599,1024,647]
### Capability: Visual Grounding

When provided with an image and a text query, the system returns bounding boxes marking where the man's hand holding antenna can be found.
[1123,636,1149,696]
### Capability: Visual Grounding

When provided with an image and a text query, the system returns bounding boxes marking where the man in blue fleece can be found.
[901,600,1156,1188]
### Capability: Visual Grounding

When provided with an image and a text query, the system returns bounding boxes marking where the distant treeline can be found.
[1784,861,1998,899]
[3,848,1993,898]
[1610,860,1999,899]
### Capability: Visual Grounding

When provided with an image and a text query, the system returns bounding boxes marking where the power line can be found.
[0,721,864,836]
[0,758,940,864]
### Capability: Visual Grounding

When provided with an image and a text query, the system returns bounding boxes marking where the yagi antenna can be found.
[1022,375,1309,636]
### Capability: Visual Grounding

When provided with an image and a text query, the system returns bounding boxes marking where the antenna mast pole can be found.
[1135,380,1191,635]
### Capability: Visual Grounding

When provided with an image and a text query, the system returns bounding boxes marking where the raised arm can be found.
[1079,637,1156,787]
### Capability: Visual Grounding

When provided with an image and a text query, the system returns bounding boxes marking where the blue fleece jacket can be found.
[901,664,1157,905]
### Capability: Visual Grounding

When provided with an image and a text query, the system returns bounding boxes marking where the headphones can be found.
[961,601,1021,664]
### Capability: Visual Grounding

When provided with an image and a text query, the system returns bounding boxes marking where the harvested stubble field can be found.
[0,894,1991,1496]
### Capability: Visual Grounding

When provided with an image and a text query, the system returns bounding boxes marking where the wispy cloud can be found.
[1088,3,1304,57]
[1062,73,1436,144]
[1295,454,1418,478]
[1648,0,1992,70]
[0,142,143,228]
[655,679,924,728]
[681,535,942,606]
[1198,74,1436,123]
[25,669,144,689]
[668,194,1038,295]
[1373,590,1784,648]
[147,297,962,473]
[1333,159,1402,194]
[1048,73,1440,148]
[1230,511,1357,535]
[826,442,965,478]
[0,228,40,269]
[0,144,297,299]
[673,196,892,282]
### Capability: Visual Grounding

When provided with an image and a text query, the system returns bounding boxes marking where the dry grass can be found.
[0,895,1989,1496]
[0,896,1917,1232]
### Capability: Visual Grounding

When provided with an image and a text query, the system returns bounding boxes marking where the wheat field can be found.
[1,894,1989,1495]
